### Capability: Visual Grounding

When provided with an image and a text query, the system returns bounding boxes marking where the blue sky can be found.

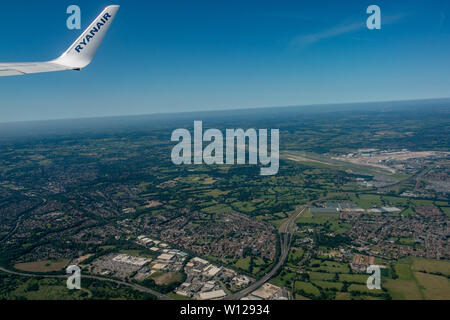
[1,0,450,122]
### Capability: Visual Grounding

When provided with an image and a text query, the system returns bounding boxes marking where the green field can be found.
[348,284,375,294]
[234,257,251,270]
[414,272,450,300]
[339,273,369,284]
[309,272,336,281]
[411,258,450,276]
[202,204,233,214]
[383,278,423,300]
[270,269,297,288]
[0,273,156,300]
[310,260,350,273]
[384,258,450,300]
[294,281,320,298]
[313,281,343,291]
[14,259,70,273]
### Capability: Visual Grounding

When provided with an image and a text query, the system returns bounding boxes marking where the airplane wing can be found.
[0,5,119,77]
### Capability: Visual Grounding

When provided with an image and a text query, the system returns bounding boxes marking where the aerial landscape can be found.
[0,1,449,312]
[0,100,448,301]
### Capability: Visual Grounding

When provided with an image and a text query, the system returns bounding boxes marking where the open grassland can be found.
[411,258,450,276]
[294,281,320,297]
[14,259,70,273]
[313,281,343,290]
[2,278,87,300]
[270,269,297,289]
[414,272,450,300]
[348,284,375,294]
[335,292,351,300]
[294,294,311,300]
[383,279,423,300]
[395,262,415,280]
[167,292,192,300]
[384,258,450,300]
[296,215,350,234]
[202,203,233,214]
[310,260,350,273]
[151,272,183,286]
[288,248,304,261]
[234,256,251,270]
[0,273,155,300]
[339,274,369,284]
[309,272,336,281]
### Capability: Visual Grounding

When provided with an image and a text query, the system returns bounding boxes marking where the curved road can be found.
[0,199,171,300]
[0,266,172,300]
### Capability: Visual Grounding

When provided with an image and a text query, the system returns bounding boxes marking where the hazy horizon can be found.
[1,97,449,125]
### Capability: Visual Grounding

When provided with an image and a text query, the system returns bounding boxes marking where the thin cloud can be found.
[291,13,408,47]
[440,11,446,28]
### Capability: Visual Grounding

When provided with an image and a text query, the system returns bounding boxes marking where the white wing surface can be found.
[0,5,119,77]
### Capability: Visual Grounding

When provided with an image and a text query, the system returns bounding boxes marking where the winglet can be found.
[54,5,119,69]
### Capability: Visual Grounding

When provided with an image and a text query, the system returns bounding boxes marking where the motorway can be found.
[225,206,307,300]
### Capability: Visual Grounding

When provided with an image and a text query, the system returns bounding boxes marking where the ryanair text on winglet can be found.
[74,12,112,53]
